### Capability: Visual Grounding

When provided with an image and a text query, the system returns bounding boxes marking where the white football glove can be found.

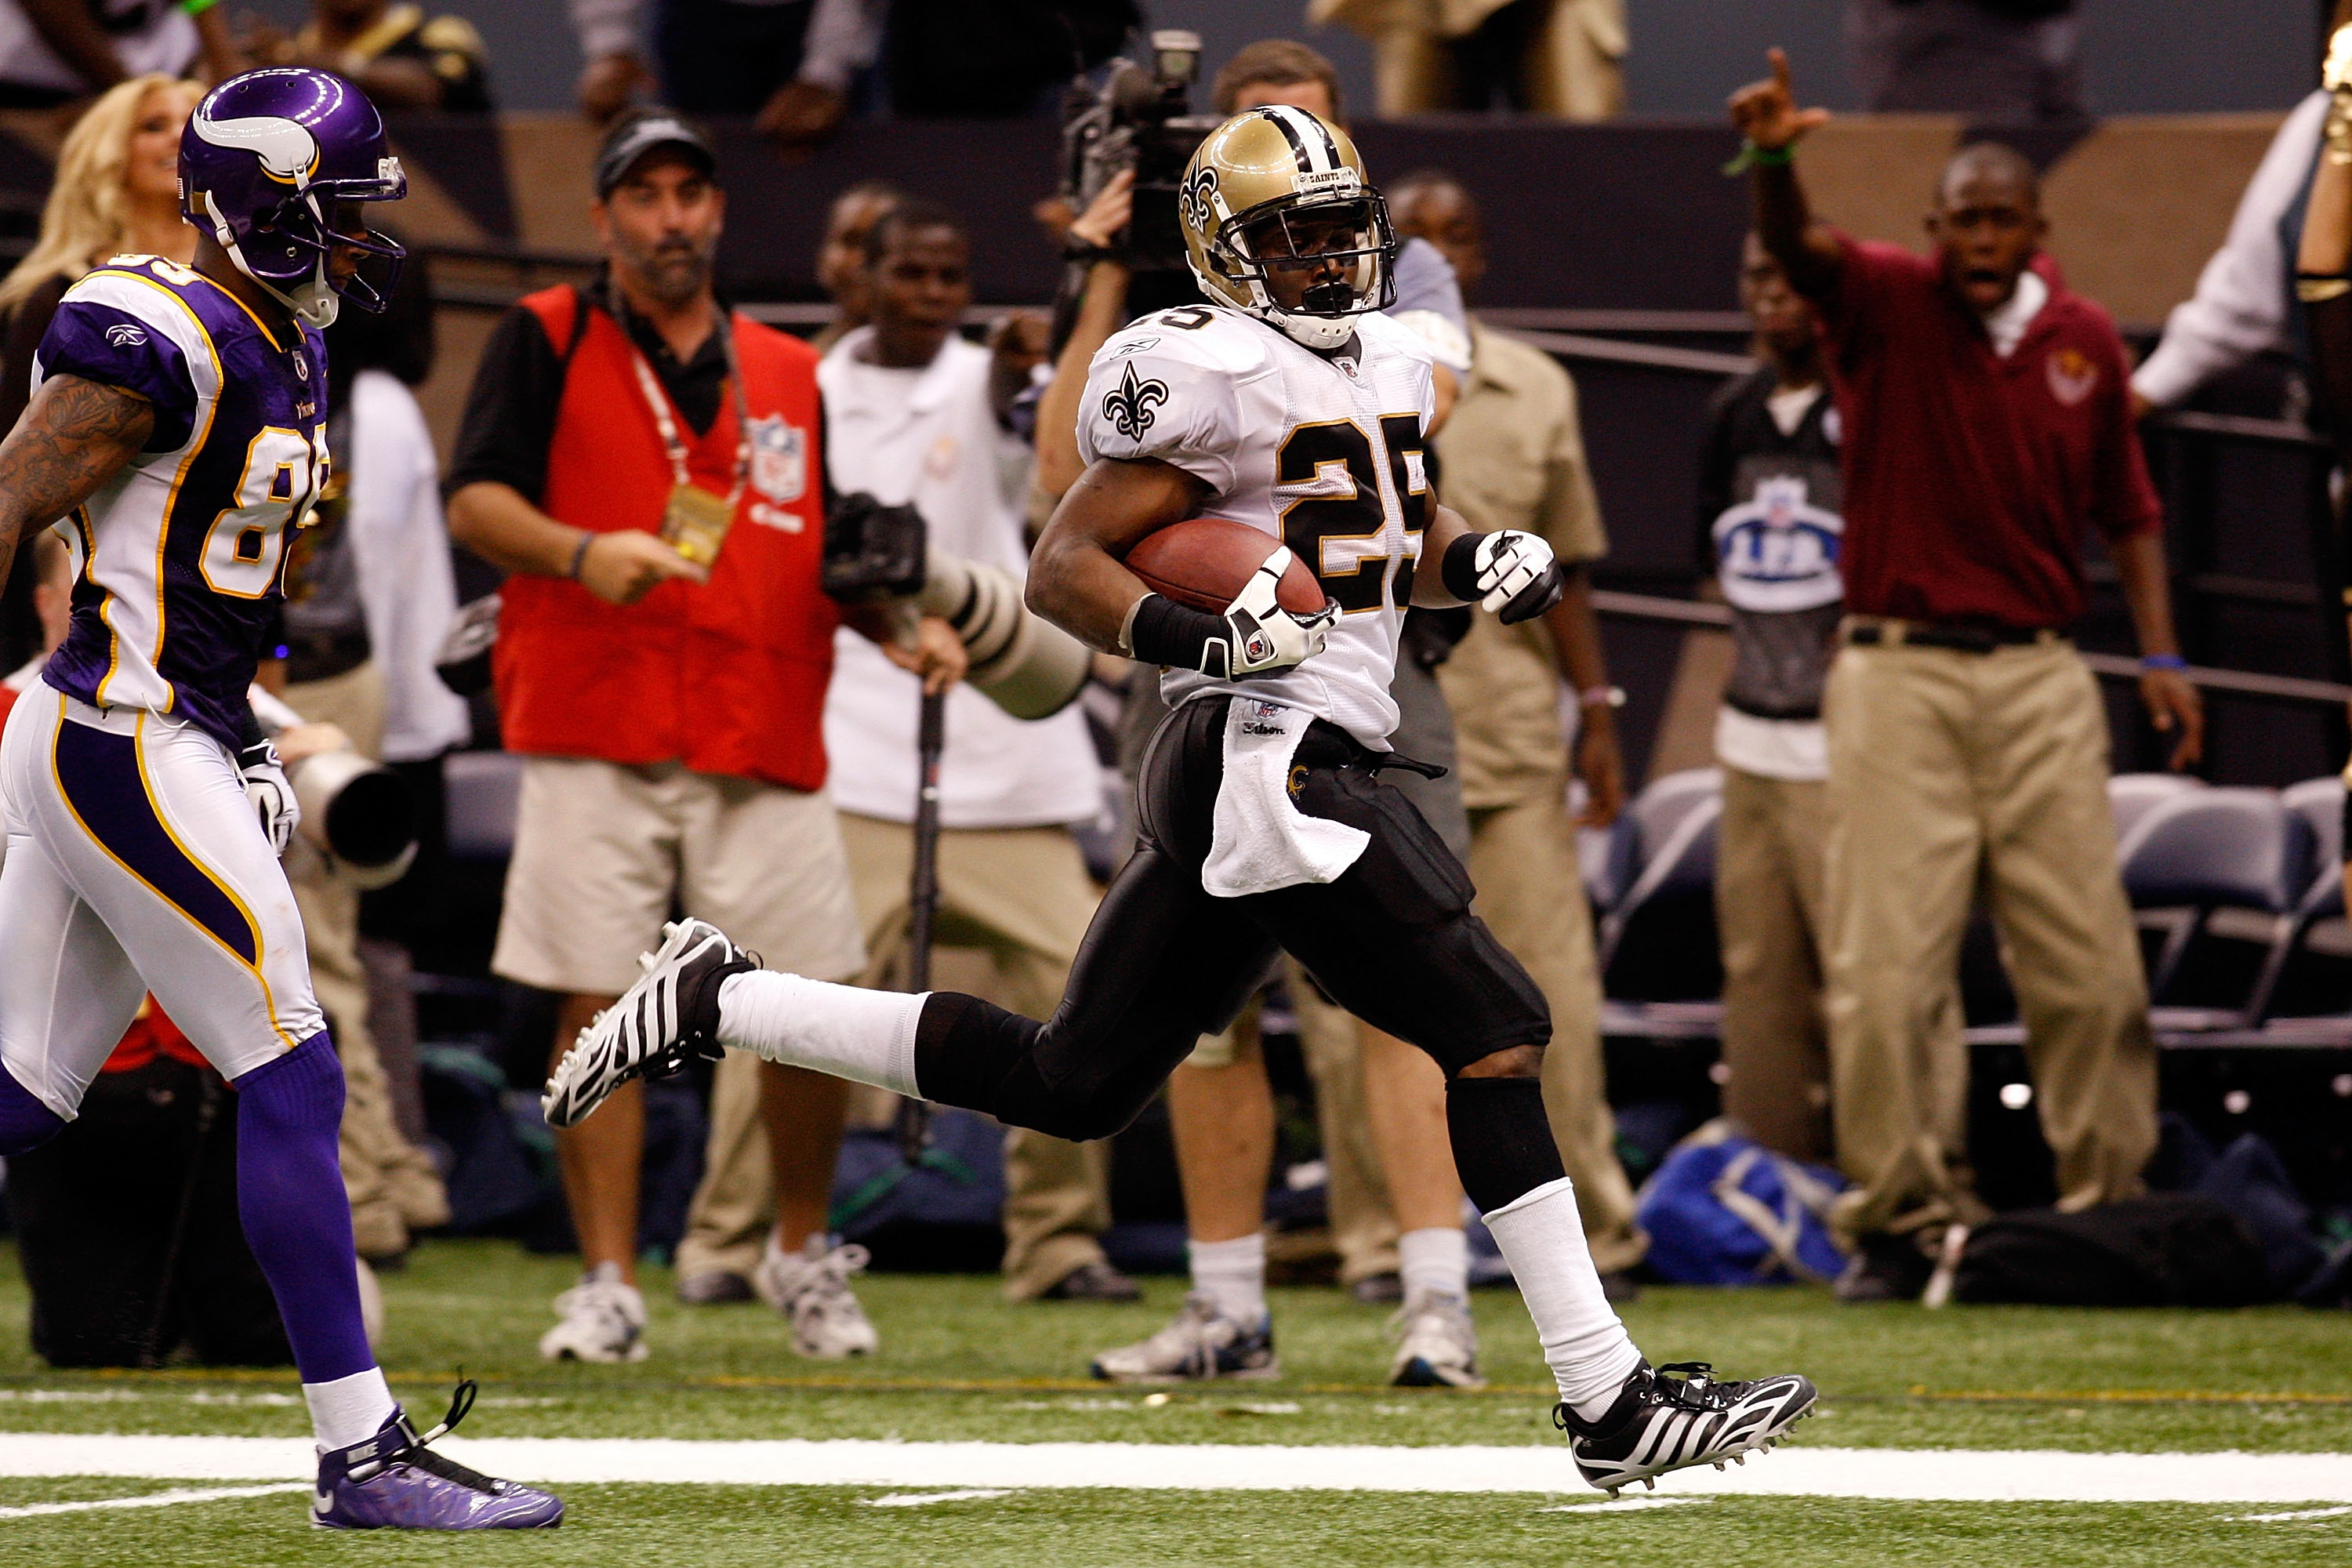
[239,740,299,855]
[1221,545,1337,677]
[1470,529,1566,625]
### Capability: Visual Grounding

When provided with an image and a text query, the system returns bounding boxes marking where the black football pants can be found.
[914,695,1555,1153]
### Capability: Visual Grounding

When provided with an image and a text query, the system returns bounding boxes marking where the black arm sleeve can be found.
[445,302,566,505]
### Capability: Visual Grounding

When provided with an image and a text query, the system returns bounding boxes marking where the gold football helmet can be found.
[1177,105,1397,350]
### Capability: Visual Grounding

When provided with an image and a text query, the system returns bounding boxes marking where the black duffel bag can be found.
[1951,1194,2272,1308]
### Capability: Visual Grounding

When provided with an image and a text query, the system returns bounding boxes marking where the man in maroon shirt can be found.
[1730,49,2201,1301]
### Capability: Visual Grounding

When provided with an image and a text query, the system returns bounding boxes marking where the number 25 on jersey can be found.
[1277,412,1428,614]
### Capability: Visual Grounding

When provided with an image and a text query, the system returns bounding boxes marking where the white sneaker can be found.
[1387,1290,1484,1388]
[756,1236,880,1359]
[1090,1292,1278,1384]
[537,1262,649,1363]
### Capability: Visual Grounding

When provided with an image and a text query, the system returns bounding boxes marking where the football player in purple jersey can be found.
[0,67,560,1530]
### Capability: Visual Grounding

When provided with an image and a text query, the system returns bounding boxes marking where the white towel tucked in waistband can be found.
[1200,698,1370,898]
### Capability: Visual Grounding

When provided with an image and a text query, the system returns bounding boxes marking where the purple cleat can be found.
[312,1382,562,1530]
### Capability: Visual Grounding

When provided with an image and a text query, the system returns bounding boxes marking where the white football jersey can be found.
[1078,303,1437,748]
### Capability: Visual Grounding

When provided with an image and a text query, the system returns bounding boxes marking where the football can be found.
[1123,517,1330,617]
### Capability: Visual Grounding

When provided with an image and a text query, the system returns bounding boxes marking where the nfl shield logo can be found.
[747,414,806,504]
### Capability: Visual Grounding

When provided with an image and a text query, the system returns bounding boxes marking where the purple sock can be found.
[0,1062,65,1155]
[233,1033,376,1385]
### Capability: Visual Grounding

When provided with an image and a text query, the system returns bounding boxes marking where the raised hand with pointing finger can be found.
[1728,48,1833,153]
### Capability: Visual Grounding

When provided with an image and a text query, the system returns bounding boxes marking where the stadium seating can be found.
[2118,787,2314,1027]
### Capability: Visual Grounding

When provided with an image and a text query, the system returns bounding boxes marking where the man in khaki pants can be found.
[1394,172,1644,1287]
[677,200,1131,1305]
[1735,56,2200,1299]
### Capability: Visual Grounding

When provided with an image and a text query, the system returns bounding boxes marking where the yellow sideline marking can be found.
[14,1368,2351,1407]
[1910,1386,2352,1407]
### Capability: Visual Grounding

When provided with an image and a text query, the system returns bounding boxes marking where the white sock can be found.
[1483,1177,1643,1421]
[304,1366,397,1452]
[1187,1232,1267,1324]
[1398,1226,1470,1303]
[717,972,924,1097]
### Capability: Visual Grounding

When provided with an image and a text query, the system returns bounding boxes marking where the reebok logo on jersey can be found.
[1102,362,1169,439]
[104,325,147,347]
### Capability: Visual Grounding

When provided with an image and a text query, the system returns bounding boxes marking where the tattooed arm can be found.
[0,373,154,590]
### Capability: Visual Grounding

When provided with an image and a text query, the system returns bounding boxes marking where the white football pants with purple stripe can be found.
[0,690,321,1118]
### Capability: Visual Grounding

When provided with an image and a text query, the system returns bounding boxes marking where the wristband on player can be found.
[1123,592,1233,678]
[1439,531,1488,604]
[1722,140,1795,176]
[567,531,596,583]
[2140,652,2189,672]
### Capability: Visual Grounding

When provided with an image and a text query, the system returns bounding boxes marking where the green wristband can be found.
[1723,140,1796,176]
[180,0,221,14]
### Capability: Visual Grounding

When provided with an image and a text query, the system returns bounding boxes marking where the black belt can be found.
[1845,619,2065,655]
[282,630,372,686]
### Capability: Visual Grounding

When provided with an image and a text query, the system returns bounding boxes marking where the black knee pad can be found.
[989,1053,1148,1144]
[910,993,1039,1112]
[1446,1074,1567,1215]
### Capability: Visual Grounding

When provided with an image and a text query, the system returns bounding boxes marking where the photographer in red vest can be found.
[447,111,962,1364]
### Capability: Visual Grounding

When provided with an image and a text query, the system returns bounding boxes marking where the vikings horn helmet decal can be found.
[180,68,408,328]
[188,103,321,186]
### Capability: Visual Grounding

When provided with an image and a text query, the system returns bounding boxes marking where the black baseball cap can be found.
[594,111,717,198]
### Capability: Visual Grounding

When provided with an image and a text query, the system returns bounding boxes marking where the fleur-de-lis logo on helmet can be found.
[1101,361,1169,439]
[1178,165,1219,238]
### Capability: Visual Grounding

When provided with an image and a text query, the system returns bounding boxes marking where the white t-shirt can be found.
[819,330,1101,829]
[344,370,472,763]
[1982,269,2049,359]
[1077,303,1439,750]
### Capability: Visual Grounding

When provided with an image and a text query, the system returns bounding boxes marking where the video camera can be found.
[1060,30,1218,276]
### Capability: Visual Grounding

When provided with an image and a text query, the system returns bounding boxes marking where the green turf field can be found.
[0,1237,2345,1565]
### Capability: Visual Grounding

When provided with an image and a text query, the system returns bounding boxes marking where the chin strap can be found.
[198,191,339,328]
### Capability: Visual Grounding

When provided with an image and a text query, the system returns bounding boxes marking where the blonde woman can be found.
[0,71,201,435]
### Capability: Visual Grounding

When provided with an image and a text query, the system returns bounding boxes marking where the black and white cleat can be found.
[1555,1361,1816,1498]
[541,918,755,1128]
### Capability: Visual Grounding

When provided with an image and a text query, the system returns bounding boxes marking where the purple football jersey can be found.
[36,256,328,750]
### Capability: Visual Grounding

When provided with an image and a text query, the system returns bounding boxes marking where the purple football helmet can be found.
[180,67,406,328]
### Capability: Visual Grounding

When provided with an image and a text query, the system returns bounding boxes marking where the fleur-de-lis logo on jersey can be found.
[1102,361,1168,439]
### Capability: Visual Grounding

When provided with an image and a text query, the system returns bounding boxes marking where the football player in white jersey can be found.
[0,69,557,1528]
[546,105,1817,1496]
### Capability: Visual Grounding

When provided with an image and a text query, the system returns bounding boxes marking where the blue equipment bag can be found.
[1636,1120,1849,1286]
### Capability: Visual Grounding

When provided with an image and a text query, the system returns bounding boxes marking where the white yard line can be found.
[0,1435,2344,1506]
[863,1490,1017,1507]
[0,1483,307,1519]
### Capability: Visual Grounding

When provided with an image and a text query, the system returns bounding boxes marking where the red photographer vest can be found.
[493,286,837,790]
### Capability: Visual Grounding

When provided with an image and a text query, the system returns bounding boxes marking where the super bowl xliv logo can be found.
[747,414,805,504]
